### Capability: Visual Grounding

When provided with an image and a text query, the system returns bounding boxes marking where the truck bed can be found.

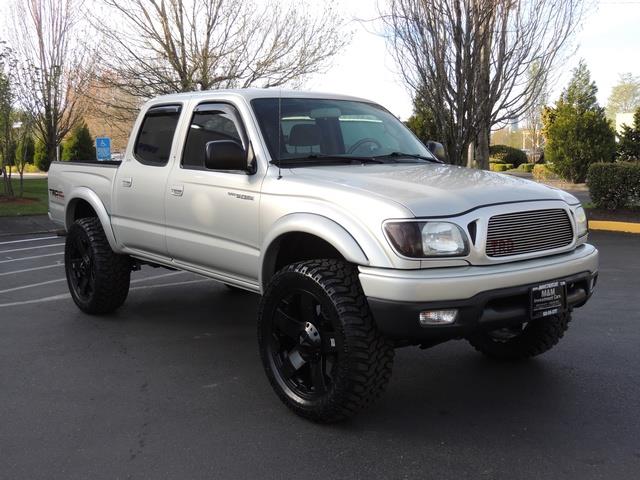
[48,161,121,229]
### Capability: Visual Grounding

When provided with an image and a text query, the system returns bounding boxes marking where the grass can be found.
[0,177,49,216]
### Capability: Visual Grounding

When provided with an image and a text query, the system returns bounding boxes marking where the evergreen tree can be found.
[62,122,95,162]
[543,60,616,183]
[15,135,35,165]
[34,139,48,170]
[405,92,439,145]
[617,108,640,161]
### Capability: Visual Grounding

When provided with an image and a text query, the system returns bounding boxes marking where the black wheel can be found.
[65,217,131,314]
[258,259,394,423]
[467,313,571,361]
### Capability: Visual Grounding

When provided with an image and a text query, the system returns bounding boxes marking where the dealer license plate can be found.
[530,281,567,320]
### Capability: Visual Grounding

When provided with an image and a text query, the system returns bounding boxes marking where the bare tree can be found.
[383,0,586,168]
[0,42,16,196]
[9,0,94,171]
[94,0,346,115]
[523,61,548,162]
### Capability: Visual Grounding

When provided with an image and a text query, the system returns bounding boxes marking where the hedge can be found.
[489,144,528,167]
[532,164,556,181]
[517,163,535,173]
[490,163,514,172]
[588,162,640,209]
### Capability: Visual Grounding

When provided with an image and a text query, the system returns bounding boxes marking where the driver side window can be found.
[182,104,244,169]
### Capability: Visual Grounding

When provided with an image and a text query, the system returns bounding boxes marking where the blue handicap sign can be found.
[96,137,111,161]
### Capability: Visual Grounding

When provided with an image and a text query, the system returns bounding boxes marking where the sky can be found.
[307,0,640,120]
[1,0,638,121]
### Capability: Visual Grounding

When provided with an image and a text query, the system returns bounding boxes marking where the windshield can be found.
[251,98,434,164]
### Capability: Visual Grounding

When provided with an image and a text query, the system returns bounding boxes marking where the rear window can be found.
[134,105,182,166]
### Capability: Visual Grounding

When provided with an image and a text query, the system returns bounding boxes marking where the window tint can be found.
[251,98,430,161]
[134,105,182,166]
[182,104,244,169]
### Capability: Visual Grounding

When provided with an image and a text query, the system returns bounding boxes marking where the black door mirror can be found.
[426,140,446,162]
[205,140,247,170]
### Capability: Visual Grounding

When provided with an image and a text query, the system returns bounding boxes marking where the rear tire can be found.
[258,259,394,423]
[65,217,131,314]
[467,313,571,361]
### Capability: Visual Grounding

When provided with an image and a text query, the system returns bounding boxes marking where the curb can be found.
[588,220,640,234]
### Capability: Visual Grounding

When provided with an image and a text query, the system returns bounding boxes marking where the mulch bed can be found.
[0,196,38,205]
[587,208,640,223]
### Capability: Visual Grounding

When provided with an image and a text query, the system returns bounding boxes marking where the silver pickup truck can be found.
[48,89,598,422]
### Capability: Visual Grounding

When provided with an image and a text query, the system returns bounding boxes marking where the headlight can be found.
[384,221,469,258]
[574,206,588,237]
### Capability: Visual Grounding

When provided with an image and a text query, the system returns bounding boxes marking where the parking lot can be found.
[1,230,639,479]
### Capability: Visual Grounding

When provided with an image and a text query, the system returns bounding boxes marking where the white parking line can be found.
[0,278,66,294]
[0,252,63,264]
[0,236,59,246]
[0,277,211,308]
[0,270,185,295]
[0,263,64,277]
[0,243,65,254]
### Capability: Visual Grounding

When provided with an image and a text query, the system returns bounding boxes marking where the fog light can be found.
[419,309,458,326]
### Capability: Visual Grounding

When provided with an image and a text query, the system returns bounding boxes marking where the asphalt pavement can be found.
[0,231,639,480]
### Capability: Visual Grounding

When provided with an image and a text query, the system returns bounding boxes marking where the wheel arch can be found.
[65,187,118,251]
[260,214,369,291]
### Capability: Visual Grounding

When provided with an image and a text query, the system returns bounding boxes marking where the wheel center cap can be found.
[299,322,322,351]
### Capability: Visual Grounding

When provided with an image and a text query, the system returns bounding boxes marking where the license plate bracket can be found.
[530,281,567,320]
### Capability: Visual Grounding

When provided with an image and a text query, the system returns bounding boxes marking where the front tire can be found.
[467,313,571,361]
[65,217,131,314]
[258,259,394,423]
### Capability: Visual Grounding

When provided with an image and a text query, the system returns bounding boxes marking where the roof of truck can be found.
[145,88,372,106]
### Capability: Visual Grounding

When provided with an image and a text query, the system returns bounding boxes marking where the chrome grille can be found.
[486,209,574,257]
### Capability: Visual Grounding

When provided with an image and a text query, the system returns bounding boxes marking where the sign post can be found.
[96,137,111,161]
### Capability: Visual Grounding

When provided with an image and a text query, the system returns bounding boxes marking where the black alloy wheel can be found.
[65,217,131,314]
[258,259,394,423]
[267,288,339,400]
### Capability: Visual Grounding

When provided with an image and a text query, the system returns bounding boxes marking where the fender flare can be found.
[259,213,370,289]
[65,187,119,251]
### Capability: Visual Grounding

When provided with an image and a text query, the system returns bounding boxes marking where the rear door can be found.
[111,104,183,257]
[164,102,262,282]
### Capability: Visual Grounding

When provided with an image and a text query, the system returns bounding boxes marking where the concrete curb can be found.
[589,220,640,234]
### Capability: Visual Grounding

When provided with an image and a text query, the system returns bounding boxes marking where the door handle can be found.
[122,177,132,187]
[170,185,184,197]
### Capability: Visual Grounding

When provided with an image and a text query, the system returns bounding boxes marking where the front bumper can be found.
[360,244,598,343]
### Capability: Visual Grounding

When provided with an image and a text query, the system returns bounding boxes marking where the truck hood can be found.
[289,163,578,217]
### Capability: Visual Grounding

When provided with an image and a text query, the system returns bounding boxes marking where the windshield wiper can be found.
[376,152,442,163]
[272,154,386,166]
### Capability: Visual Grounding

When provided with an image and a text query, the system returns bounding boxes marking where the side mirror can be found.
[426,140,446,162]
[205,140,247,171]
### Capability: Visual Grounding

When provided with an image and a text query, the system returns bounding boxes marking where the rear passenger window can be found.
[134,105,182,166]
[182,103,245,169]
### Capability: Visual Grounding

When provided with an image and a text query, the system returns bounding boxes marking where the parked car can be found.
[48,89,598,422]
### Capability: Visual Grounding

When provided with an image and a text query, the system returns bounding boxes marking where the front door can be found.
[165,102,262,283]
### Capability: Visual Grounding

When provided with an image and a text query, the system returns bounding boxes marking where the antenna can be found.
[277,89,282,180]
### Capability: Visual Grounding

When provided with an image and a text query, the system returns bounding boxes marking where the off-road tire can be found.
[467,313,571,361]
[258,259,394,423]
[65,217,131,314]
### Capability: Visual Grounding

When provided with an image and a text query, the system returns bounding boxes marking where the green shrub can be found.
[517,163,535,173]
[63,122,95,162]
[532,164,556,181]
[617,108,640,161]
[588,162,640,209]
[26,163,39,173]
[490,163,513,172]
[489,144,527,166]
